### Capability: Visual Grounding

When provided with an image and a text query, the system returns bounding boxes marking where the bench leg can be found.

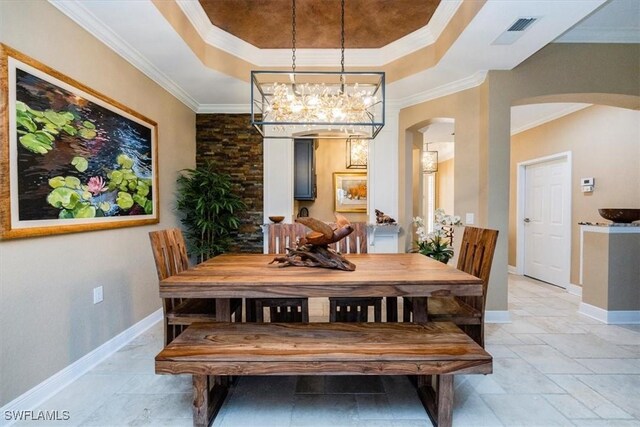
[436,375,454,427]
[417,374,454,427]
[193,375,228,427]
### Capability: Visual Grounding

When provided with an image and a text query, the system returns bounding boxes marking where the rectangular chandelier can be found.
[251,71,385,139]
[346,137,367,169]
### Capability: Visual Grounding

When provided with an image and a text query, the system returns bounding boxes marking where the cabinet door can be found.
[294,139,316,201]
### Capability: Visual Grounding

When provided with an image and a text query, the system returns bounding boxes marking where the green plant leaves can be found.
[117,154,134,169]
[73,203,96,218]
[176,162,245,260]
[19,132,53,154]
[71,156,88,172]
[15,102,96,155]
[116,192,134,210]
[78,128,97,139]
[47,187,80,210]
[49,176,67,188]
[16,112,37,133]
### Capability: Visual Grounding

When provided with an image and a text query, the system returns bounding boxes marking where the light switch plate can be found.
[466,213,474,224]
[93,286,103,304]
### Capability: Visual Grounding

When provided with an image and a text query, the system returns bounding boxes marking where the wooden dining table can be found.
[159,253,483,321]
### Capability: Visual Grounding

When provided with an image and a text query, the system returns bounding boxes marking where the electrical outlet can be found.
[465,213,475,225]
[93,286,103,304]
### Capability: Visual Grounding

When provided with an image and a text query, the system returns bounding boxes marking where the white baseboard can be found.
[0,309,162,425]
[507,265,518,275]
[567,283,583,297]
[485,310,511,323]
[578,302,640,324]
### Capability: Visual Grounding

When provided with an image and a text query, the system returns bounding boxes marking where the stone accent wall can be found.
[196,114,263,253]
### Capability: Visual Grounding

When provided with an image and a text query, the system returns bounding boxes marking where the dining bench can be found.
[155,321,492,427]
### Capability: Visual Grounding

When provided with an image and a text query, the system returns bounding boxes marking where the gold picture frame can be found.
[0,44,159,239]
[333,172,367,213]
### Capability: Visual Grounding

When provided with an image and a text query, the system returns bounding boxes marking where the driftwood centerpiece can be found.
[269,214,356,271]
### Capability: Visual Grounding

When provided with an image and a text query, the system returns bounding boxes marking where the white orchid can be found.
[413,209,464,264]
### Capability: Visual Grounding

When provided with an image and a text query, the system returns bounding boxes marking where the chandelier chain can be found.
[340,0,345,73]
[291,0,297,72]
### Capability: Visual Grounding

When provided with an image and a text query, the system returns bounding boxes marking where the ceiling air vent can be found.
[508,18,537,32]
[492,17,539,45]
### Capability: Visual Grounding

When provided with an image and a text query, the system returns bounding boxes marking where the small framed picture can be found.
[334,172,367,213]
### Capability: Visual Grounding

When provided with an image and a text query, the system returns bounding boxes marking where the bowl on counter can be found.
[268,216,285,223]
[598,208,640,224]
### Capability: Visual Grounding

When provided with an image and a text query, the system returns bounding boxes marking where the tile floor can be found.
[15,275,640,426]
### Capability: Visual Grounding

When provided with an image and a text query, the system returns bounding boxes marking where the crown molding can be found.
[395,71,488,109]
[176,0,462,67]
[197,104,251,114]
[555,27,640,43]
[48,0,487,115]
[49,0,200,112]
[511,104,592,135]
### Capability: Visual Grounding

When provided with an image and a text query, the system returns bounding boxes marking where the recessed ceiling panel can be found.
[199,0,440,48]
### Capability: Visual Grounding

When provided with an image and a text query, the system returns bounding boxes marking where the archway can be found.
[508,95,639,298]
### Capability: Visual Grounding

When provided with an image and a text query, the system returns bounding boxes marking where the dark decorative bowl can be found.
[598,208,640,223]
[268,216,285,223]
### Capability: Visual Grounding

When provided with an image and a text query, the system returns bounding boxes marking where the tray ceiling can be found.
[198,0,440,48]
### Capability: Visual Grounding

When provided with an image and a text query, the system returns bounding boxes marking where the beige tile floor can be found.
[15,275,640,426]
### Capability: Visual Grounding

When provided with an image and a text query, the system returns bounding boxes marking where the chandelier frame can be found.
[250,70,385,139]
[250,0,385,140]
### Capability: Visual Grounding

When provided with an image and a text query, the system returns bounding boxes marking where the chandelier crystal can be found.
[250,0,385,139]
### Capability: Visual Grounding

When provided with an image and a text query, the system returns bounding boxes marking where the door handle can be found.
[524,218,531,223]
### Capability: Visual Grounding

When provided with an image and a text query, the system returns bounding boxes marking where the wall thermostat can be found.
[581,177,594,193]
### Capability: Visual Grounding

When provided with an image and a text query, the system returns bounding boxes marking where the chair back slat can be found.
[328,222,368,254]
[269,222,368,254]
[456,226,499,312]
[267,223,307,254]
[149,228,191,315]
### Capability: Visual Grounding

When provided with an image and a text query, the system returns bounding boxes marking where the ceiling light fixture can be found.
[346,137,367,169]
[250,0,385,139]
[422,142,438,174]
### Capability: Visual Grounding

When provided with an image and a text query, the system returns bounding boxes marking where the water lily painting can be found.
[0,44,158,239]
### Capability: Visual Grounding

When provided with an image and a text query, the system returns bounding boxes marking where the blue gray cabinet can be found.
[294,139,316,201]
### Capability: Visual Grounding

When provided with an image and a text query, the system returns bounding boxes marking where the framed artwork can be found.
[0,44,159,239]
[334,172,367,213]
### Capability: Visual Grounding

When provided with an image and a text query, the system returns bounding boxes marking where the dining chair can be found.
[149,228,242,345]
[246,223,310,322]
[328,222,392,322]
[403,226,499,347]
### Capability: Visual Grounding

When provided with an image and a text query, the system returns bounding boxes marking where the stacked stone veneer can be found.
[196,114,263,253]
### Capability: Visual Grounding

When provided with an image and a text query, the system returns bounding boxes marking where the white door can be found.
[523,157,570,288]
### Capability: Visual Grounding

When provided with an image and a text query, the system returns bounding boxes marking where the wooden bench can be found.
[155,322,492,427]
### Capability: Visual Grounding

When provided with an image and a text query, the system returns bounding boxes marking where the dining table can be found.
[159,252,483,322]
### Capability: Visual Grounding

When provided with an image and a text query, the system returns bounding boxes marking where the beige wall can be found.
[437,158,455,214]
[509,106,640,284]
[583,231,640,310]
[412,146,422,218]
[398,43,639,312]
[0,2,196,405]
[297,139,368,223]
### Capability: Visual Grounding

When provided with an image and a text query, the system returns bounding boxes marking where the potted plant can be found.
[176,162,245,262]
[413,209,462,264]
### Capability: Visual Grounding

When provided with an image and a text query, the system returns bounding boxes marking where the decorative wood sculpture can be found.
[270,213,356,271]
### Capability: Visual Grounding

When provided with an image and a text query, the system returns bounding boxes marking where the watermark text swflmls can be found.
[4,410,70,421]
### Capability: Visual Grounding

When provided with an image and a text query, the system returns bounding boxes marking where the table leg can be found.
[412,297,429,323]
[216,298,231,322]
